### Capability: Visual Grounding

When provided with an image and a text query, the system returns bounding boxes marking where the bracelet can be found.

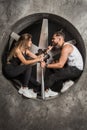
[46,63,48,68]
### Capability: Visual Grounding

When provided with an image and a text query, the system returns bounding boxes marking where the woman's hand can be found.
[40,61,46,68]
[37,54,44,62]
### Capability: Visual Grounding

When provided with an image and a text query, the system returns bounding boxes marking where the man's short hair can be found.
[54,31,65,40]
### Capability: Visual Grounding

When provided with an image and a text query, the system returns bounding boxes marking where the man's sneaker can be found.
[48,89,58,97]
[45,91,50,98]
[45,89,58,98]
[61,80,74,93]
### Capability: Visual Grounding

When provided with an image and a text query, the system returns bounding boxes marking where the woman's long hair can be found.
[7,33,32,62]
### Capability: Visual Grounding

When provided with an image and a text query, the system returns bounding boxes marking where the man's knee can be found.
[49,74,54,80]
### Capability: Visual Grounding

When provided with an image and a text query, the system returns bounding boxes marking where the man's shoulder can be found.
[63,42,73,53]
[64,42,71,45]
[64,42,72,48]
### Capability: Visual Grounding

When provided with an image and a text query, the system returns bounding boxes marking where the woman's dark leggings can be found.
[4,64,32,87]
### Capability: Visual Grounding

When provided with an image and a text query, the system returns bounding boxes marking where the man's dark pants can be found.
[44,66,82,92]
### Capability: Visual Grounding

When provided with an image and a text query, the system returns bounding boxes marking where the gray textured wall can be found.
[0,0,87,130]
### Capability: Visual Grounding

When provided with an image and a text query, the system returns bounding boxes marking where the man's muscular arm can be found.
[47,44,73,69]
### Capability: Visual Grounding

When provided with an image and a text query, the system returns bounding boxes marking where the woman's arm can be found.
[15,49,43,65]
[26,49,37,59]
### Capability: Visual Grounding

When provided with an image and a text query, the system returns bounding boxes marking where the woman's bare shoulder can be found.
[15,48,21,55]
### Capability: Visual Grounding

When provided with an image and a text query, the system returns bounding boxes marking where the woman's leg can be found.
[3,64,30,78]
[21,65,32,87]
[4,64,37,98]
[15,65,37,98]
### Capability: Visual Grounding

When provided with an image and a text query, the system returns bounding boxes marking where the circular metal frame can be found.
[1,13,86,100]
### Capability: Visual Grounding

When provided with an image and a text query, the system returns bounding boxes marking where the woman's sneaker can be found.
[45,89,58,98]
[29,89,37,98]
[18,87,28,94]
[61,80,74,93]
[23,89,37,99]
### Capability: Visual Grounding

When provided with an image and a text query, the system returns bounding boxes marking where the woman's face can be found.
[27,38,32,48]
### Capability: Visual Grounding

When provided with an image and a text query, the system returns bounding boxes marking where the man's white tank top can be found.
[64,42,83,70]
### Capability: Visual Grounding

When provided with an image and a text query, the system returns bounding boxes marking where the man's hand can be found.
[40,61,46,68]
[46,46,53,53]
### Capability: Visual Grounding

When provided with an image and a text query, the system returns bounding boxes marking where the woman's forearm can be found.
[23,58,40,65]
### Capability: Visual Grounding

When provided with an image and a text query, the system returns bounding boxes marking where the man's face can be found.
[52,34,64,47]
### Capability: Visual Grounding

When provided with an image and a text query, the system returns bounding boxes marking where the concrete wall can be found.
[0,0,87,130]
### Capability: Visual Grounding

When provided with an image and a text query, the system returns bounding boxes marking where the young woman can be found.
[3,33,43,98]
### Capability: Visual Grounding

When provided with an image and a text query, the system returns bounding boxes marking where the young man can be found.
[41,31,83,97]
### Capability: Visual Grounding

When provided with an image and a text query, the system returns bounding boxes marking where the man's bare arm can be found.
[47,44,73,69]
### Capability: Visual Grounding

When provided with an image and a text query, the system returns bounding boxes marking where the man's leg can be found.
[45,66,82,90]
[44,68,59,97]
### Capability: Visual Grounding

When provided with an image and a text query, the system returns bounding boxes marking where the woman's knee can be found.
[26,65,32,71]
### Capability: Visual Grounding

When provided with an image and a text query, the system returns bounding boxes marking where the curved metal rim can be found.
[1,13,86,100]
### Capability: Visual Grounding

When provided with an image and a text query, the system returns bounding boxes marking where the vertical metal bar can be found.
[41,68,45,100]
[37,19,48,83]
[36,19,48,100]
